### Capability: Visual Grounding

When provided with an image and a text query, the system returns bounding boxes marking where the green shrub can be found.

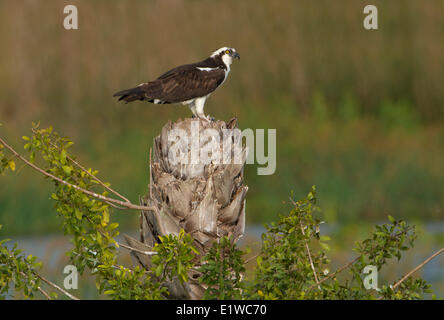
[0,124,439,300]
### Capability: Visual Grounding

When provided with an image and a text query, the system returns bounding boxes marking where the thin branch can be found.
[33,127,131,203]
[244,254,258,264]
[104,201,128,210]
[36,286,52,300]
[0,136,156,212]
[19,271,51,300]
[19,267,79,300]
[118,242,158,256]
[289,197,320,290]
[66,156,131,203]
[83,215,157,257]
[36,274,80,300]
[392,247,444,290]
[307,221,416,292]
[301,222,321,289]
[84,215,157,258]
[308,255,361,291]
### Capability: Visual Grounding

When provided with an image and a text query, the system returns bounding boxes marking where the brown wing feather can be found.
[140,67,226,103]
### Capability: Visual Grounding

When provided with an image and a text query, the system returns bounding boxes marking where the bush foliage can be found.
[0,124,437,300]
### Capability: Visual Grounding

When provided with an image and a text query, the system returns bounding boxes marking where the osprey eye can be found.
[225,50,230,54]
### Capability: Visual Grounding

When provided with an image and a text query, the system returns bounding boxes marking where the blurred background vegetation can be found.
[0,0,443,298]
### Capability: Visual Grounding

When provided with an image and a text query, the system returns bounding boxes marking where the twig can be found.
[118,242,158,256]
[36,274,80,300]
[301,223,321,289]
[244,254,258,264]
[36,286,52,300]
[289,197,321,290]
[19,269,79,300]
[67,154,131,203]
[104,201,128,210]
[33,127,131,204]
[6,247,77,300]
[19,271,51,300]
[0,136,156,212]
[392,247,444,290]
[83,216,157,257]
[307,219,416,292]
[308,255,361,291]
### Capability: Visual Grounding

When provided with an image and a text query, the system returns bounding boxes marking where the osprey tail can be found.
[113,85,146,103]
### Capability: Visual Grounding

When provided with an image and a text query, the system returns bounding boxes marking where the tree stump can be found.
[124,117,248,299]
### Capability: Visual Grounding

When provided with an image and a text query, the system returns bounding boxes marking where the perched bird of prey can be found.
[113,47,240,121]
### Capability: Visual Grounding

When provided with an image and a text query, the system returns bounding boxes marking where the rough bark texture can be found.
[124,117,247,299]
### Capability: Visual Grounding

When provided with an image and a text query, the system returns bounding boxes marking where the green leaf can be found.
[155,265,163,277]
[320,235,331,242]
[8,161,15,171]
[104,290,115,295]
[62,165,72,175]
[74,209,83,220]
[320,242,330,251]
[60,150,67,165]
[102,210,109,225]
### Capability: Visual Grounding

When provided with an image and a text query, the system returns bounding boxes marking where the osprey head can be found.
[211,47,240,68]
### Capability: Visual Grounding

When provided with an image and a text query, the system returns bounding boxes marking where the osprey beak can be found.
[231,52,240,60]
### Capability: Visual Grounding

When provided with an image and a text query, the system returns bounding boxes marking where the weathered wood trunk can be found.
[125,117,247,299]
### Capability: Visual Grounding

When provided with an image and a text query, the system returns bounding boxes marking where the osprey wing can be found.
[113,64,226,104]
[142,66,226,103]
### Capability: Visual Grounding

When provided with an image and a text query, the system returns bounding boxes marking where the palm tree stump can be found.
[124,117,248,299]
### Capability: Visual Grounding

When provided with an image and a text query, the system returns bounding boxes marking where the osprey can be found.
[113,47,240,121]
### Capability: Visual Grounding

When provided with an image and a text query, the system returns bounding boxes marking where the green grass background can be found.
[0,0,443,235]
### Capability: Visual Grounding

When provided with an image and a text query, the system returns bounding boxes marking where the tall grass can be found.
[1,0,443,126]
[0,0,443,235]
